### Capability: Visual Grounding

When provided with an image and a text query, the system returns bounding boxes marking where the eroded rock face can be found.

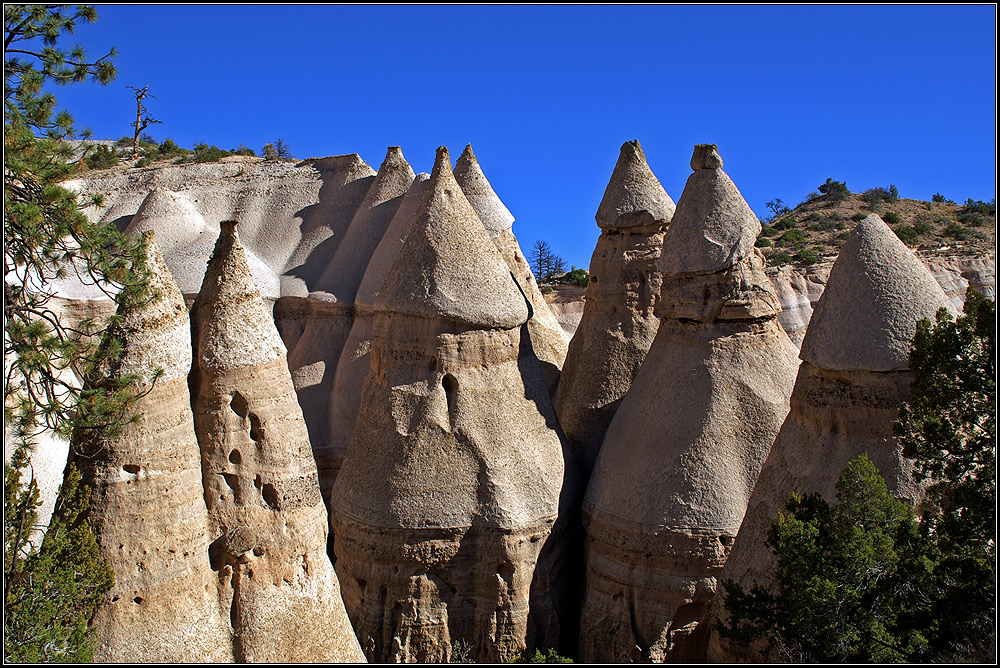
[555,140,674,476]
[191,221,364,663]
[580,145,799,662]
[330,147,576,663]
[70,234,232,662]
[708,214,957,662]
[454,144,569,392]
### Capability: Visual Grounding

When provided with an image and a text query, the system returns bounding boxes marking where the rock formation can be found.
[327,171,430,490]
[190,220,364,663]
[330,147,575,663]
[454,144,568,392]
[69,233,233,662]
[287,148,415,500]
[579,144,800,662]
[708,213,958,662]
[555,140,674,477]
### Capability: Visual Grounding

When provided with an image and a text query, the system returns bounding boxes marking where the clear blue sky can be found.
[48,5,997,269]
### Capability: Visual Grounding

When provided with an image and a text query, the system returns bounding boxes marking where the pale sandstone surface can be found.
[708,214,957,663]
[580,146,799,663]
[324,173,431,496]
[191,222,364,663]
[454,144,569,392]
[801,214,961,372]
[555,140,673,476]
[69,235,232,662]
[330,148,578,663]
[285,149,414,500]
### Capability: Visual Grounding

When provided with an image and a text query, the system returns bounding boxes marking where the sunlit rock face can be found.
[454,143,569,393]
[708,214,958,662]
[555,139,674,478]
[330,147,578,664]
[71,234,233,662]
[190,221,364,663]
[579,145,799,663]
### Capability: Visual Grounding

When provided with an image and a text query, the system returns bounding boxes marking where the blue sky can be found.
[47,5,997,269]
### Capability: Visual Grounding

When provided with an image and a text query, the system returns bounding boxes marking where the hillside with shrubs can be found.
[756,180,995,268]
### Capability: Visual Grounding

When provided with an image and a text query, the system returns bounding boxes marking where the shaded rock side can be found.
[708,214,956,663]
[455,143,568,393]
[579,145,799,662]
[330,147,577,663]
[191,221,364,663]
[326,173,430,494]
[286,150,414,500]
[555,140,673,476]
[70,233,232,662]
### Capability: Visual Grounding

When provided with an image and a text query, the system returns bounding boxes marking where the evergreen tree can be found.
[4,5,151,660]
[720,290,996,663]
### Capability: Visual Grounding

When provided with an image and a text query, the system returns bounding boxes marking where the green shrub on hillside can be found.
[818,178,850,203]
[943,222,971,241]
[780,229,805,246]
[794,248,821,265]
[851,212,867,222]
[768,251,793,267]
[761,225,781,238]
[84,144,118,170]
[755,237,772,248]
[772,218,796,231]
[894,225,919,246]
[883,211,902,225]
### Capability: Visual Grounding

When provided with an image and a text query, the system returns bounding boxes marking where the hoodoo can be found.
[190,220,364,662]
[555,139,674,477]
[579,144,800,662]
[70,233,232,662]
[326,171,430,493]
[454,143,569,392]
[708,213,957,662]
[330,147,575,663]
[289,147,415,500]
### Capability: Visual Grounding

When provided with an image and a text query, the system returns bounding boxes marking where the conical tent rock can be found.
[579,145,799,662]
[453,143,515,238]
[313,146,415,303]
[326,173,430,492]
[801,213,960,371]
[555,140,674,477]
[70,232,232,662]
[455,144,569,392]
[330,147,577,663]
[190,221,364,663]
[287,149,414,500]
[708,214,957,662]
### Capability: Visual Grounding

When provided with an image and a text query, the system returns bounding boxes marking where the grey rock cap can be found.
[375,146,529,329]
[800,214,956,372]
[659,145,760,276]
[596,140,675,230]
[454,143,515,239]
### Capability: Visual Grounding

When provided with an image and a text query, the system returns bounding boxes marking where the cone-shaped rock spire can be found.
[596,139,676,229]
[456,143,569,392]
[453,143,515,238]
[556,140,673,477]
[71,233,232,662]
[709,214,957,662]
[377,146,529,328]
[326,173,431,490]
[191,221,364,663]
[801,213,958,371]
[313,146,415,302]
[580,145,799,662]
[330,146,576,663]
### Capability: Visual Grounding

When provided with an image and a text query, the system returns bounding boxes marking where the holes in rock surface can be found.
[229,449,242,465]
[122,464,140,474]
[497,562,515,585]
[442,373,458,425]
[230,391,249,419]
[253,546,264,557]
[590,275,598,283]
[248,413,263,443]
[222,473,239,491]
[261,483,280,510]
[133,596,144,605]
[719,535,734,547]
[254,474,262,489]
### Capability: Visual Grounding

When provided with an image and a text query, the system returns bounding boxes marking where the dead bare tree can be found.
[126,85,162,156]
